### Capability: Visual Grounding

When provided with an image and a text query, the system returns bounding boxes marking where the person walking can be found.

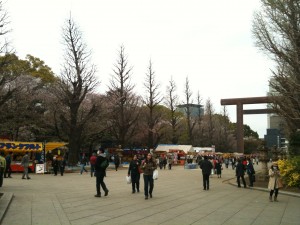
[268,161,281,202]
[142,153,157,200]
[224,158,229,169]
[159,156,163,170]
[0,152,6,187]
[200,156,213,190]
[114,154,120,171]
[21,152,31,179]
[94,150,109,197]
[246,158,255,187]
[128,155,141,193]
[215,160,222,178]
[4,152,12,178]
[90,153,97,177]
[236,159,246,188]
[168,157,173,170]
[163,156,167,169]
[52,156,59,176]
[60,157,67,176]
[80,155,88,174]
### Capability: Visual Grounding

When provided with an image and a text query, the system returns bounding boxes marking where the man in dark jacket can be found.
[52,156,59,176]
[200,156,213,190]
[236,159,246,188]
[114,154,120,171]
[4,152,12,178]
[94,150,109,197]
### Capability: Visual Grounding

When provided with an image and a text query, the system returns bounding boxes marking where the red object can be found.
[90,155,97,165]
[11,162,35,172]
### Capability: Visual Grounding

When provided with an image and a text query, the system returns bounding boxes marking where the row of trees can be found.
[0,2,262,165]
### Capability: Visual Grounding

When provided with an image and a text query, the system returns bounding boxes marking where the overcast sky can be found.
[6,0,273,138]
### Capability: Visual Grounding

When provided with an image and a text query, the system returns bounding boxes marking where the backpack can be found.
[100,159,109,169]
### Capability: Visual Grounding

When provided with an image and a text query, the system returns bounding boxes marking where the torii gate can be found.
[220,96,274,153]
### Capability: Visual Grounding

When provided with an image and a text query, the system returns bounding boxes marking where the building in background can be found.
[176,104,204,117]
[264,78,287,150]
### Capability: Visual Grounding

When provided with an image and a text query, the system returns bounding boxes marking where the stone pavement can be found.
[0,164,300,225]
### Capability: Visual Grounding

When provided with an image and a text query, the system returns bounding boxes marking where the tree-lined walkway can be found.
[1,164,299,225]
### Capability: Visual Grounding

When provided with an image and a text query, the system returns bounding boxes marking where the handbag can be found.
[277,178,283,188]
[126,176,131,184]
[153,170,158,180]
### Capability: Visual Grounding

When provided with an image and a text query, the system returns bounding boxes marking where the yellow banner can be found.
[0,142,43,151]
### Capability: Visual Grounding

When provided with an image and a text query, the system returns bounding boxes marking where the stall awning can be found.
[45,142,68,152]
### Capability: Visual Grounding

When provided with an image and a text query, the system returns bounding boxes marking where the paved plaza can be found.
[0,164,300,225]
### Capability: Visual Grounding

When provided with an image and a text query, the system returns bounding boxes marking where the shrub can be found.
[278,156,300,188]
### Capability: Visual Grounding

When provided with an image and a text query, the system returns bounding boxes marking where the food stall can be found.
[169,149,186,165]
[0,141,67,173]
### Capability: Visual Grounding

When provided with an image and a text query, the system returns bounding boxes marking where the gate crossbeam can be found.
[221,96,273,153]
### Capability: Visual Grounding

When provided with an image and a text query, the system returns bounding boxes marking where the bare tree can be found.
[0,2,16,107]
[165,76,181,144]
[54,18,98,165]
[0,1,11,55]
[183,76,195,144]
[194,91,204,146]
[143,60,163,149]
[107,45,140,148]
[217,106,234,151]
[204,98,215,146]
[252,0,300,134]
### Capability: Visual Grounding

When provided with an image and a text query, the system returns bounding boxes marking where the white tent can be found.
[155,144,194,154]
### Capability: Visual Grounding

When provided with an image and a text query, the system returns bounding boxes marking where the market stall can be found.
[0,141,67,173]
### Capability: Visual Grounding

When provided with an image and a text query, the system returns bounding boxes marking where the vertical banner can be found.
[41,141,46,174]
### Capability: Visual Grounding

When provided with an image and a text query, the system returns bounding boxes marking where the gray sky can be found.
[6,0,273,138]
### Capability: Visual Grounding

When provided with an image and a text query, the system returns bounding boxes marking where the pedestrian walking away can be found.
[4,152,12,178]
[94,149,109,198]
[142,153,157,200]
[60,156,67,176]
[0,152,6,187]
[128,154,141,193]
[168,157,173,170]
[215,160,222,178]
[268,161,281,202]
[236,158,246,188]
[21,152,31,179]
[114,154,120,171]
[246,158,255,187]
[80,155,88,174]
[52,156,59,176]
[200,156,213,190]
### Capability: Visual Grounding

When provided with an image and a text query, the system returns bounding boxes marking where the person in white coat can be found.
[268,161,281,202]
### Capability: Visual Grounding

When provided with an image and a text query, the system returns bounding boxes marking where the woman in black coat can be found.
[128,155,141,193]
[215,160,222,178]
[60,157,67,176]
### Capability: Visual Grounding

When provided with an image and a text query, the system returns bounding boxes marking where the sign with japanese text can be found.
[0,142,43,151]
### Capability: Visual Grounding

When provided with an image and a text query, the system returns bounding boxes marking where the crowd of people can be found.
[0,150,283,202]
